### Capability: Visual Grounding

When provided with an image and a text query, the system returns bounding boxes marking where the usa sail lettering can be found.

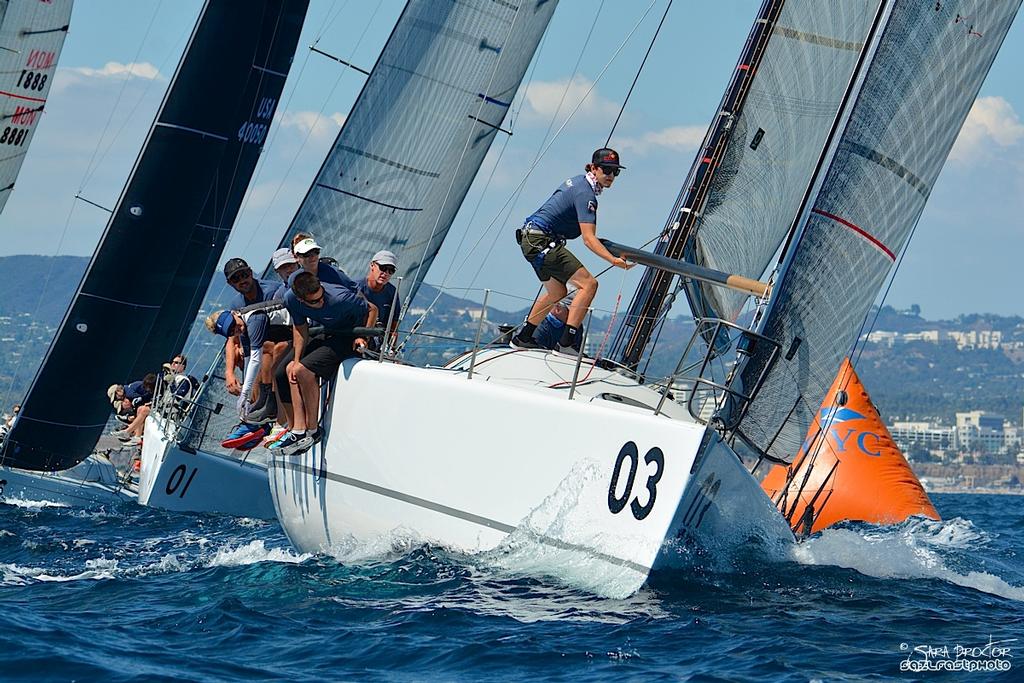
[237,97,277,146]
[165,464,198,498]
[607,441,665,520]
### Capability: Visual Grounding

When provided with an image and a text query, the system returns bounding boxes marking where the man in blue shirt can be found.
[223,257,278,396]
[272,271,377,455]
[511,148,633,354]
[357,249,401,352]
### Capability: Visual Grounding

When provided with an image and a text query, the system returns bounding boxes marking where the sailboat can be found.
[0,0,309,506]
[137,0,558,518]
[0,0,72,217]
[267,0,1020,597]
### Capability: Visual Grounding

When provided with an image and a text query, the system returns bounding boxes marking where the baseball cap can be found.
[293,238,322,255]
[371,250,398,267]
[107,384,123,405]
[592,147,625,169]
[213,310,236,338]
[223,258,250,280]
[272,247,298,270]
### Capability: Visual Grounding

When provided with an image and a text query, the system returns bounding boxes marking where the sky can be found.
[3,0,1023,321]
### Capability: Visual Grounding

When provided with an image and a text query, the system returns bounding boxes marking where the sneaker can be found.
[309,427,323,446]
[110,428,130,439]
[555,343,591,359]
[268,431,301,451]
[509,335,542,350]
[281,433,314,457]
[125,436,142,447]
[221,422,263,449]
[262,425,289,448]
[234,425,270,451]
[244,394,278,425]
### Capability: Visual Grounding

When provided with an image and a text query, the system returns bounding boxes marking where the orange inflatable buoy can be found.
[760,358,939,536]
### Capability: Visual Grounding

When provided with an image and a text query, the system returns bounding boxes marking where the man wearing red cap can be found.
[511,147,632,354]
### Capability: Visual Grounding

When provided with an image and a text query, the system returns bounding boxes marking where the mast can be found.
[3,0,309,471]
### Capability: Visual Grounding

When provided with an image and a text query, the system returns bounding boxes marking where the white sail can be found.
[0,0,72,216]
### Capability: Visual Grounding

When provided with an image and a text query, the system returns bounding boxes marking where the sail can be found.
[274,0,557,304]
[0,0,72,216]
[3,0,309,471]
[731,0,1021,464]
[614,0,882,367]
[129,1,307,379]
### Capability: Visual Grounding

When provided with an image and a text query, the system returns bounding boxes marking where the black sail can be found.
[3,0,309,471]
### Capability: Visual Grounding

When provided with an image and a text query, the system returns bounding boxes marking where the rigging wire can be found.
[605,0,673,147]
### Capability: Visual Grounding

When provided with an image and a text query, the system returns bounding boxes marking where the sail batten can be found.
[3,0,309,471]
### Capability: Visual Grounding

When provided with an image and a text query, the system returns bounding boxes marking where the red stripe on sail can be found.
[0,90,46,103]
[812,208,895,261]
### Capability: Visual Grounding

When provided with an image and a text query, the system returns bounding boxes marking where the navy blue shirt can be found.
[287,262,358,290]
[533,312,565,350]
[357,280,400,351]
[125,380,153,406]
[229,278,277,310]
[526,174,598,240]
[284,283,369,334]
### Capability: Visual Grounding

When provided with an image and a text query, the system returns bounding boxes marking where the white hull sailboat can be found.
[269,349,793,595]
[0,453,135,507]
[138,412,275,519]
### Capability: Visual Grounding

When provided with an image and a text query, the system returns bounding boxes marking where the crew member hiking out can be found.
[510,147,632,353]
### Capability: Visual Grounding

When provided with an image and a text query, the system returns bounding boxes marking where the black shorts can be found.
[267,324,292,343]
[275,334,356,402]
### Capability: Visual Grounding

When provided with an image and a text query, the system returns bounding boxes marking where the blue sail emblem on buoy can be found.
[818,406,866,426]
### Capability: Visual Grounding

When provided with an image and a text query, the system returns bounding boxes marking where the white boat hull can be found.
[0,454,135,507]
[270,351,793,596]
[138,413,276,519]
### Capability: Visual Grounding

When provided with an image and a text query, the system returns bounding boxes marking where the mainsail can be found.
[273,0,557,304]
[614,0,883,368]
[730,0,1021,464]
[0,0,72,216]
[3,0,309,471]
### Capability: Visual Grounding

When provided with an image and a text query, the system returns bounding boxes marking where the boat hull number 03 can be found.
[607,441,664,520]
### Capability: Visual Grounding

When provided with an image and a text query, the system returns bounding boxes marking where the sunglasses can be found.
[303,289,325,306]
[375,263,396,275]
[599,165,620,177]
[228,269,252,284]
[297,249,321,258]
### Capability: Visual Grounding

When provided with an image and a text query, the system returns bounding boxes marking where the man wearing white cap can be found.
[357,250,401,351]
[292,237,357,289]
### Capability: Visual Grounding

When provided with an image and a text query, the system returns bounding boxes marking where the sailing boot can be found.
[510,322,541,350]
[555,325,583,356]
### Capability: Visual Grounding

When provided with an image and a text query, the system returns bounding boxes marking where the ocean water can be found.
[0,493,1020,681]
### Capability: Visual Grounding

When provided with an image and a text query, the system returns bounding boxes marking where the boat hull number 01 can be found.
[165,464,198,498]
[607,441,664,520]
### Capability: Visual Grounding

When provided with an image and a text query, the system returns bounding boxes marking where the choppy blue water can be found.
[1,493,1020,681]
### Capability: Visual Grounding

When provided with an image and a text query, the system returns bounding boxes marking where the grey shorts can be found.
[520,233,584,284]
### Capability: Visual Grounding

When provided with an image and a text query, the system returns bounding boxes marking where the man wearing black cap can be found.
[510,147,632,354]
[223,257,278,396]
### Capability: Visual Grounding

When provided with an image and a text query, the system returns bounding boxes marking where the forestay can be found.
[0,0,72,216]
[3,0,309,471]
[731,0,1021,464]
[275,0,557,305]
[614,0,881,367]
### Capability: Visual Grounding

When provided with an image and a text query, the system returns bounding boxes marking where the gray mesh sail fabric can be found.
[3,0,309,471]
[0,0,72,216]
[733,0,1021,463]
[276,0,556,305]
[687,0,879,324]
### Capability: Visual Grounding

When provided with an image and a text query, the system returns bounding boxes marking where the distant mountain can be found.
[0,255,87,325]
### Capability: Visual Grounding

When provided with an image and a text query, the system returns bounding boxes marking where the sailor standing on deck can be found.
[510,148,632,354]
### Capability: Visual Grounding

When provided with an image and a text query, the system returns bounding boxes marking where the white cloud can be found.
[949,96,1024,163]
[615,125,706,155]
[64,61,162,80]
[522,76,619,123]
[276,110,346,141]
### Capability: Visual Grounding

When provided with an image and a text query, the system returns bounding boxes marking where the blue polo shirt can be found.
[284,283,369,334]
[229,278,277,310]
[525,174,598,240]
[357,280,400,350]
